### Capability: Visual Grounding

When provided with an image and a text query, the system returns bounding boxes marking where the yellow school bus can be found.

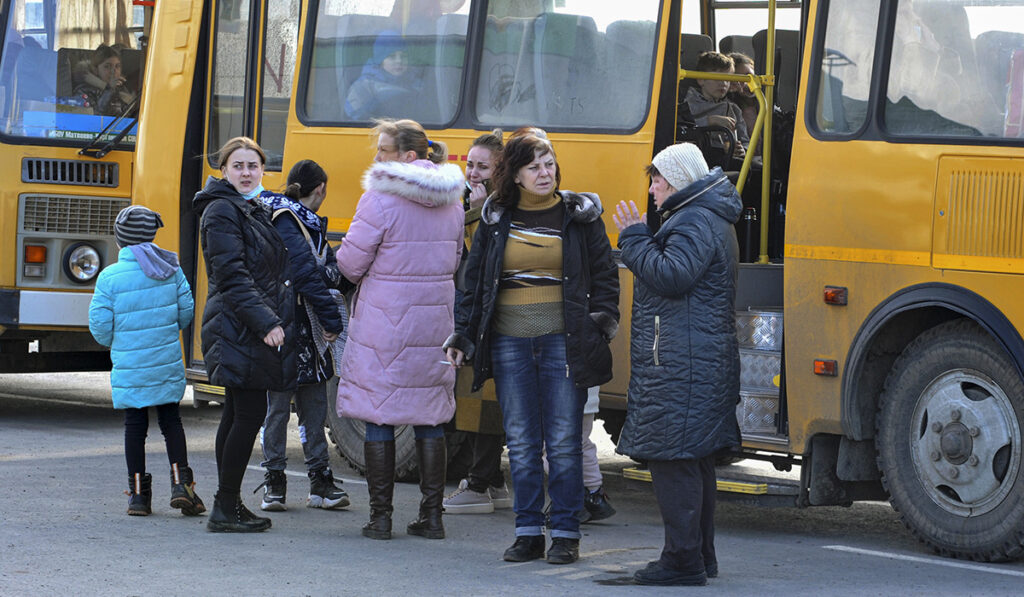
[136,0,1024,560]
[0,1,150,373]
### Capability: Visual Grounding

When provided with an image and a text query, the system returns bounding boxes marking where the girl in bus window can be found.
[73,44,135,116]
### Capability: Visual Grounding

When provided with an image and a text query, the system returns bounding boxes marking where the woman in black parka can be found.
[613,143,742,586]
[192,136,296,533]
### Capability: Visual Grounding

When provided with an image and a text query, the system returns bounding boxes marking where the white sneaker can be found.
[443,479,494,514]
[488,482,513,509]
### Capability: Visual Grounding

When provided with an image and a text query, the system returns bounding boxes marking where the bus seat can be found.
[753,29,800,113]
[605,19,657,127]
[679,33,713,104]
[14,45,57,102]
[973,31,1024,117]
[56,48,92,98]
[720,35,754,61]
[531,12,599,126]
[476,15,537,124]
[433,13,469,124]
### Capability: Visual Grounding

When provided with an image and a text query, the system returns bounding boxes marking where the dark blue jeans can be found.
[492,332,585,539]
[364,422,444,441]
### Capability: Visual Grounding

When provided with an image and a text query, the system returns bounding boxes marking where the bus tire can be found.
[876,319,1024,562]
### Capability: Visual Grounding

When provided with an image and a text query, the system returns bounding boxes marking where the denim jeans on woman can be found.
[492,332,585,540]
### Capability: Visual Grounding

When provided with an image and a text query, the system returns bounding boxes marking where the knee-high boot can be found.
[407,437,446,539]
[362,440,395,540]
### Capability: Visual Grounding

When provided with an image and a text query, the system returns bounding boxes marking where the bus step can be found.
[622,467,800,497]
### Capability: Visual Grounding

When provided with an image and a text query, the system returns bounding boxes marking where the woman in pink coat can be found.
[336,118,465,541]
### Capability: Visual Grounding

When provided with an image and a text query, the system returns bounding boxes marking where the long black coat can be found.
[616,168,742,461]
[193,177,296,391]
[446,190,620,391]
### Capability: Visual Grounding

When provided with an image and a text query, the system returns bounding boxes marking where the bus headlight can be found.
[62,242,102,284]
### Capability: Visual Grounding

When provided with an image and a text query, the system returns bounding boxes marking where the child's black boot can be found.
[170,464,206,516]
[126,472,152,516]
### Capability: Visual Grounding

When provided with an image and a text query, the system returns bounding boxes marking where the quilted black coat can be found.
[192,177,296,391]
[615,168,742,461]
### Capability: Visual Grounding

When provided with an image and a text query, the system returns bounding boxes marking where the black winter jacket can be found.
[446,190,620,391]
[268,200,352,385]
[193,177,296,391]
[616,167,742,461]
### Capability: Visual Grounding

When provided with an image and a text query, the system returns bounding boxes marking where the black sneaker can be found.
[546,537,580,565]
[255,469,287,511]
[583,486,616,522]
[633,561,707,586]
[503,535,545,562]
[308,468,350,509]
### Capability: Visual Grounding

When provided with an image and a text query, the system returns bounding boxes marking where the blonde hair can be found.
[371,118,448,164]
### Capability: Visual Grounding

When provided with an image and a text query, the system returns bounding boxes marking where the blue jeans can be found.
[492,333,585,539]
[364,422,444,442]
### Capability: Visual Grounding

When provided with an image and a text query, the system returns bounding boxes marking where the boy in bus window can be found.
[684,51,748,159]
[345,31,422,121]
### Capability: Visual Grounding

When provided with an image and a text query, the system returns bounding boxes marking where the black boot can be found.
[362,441,395,540]
[406,437,446,540]
[206,494,271,533]
[126,472,152,516]
[170,464,206,516]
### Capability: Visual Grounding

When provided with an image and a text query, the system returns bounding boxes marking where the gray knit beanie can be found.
[115,205,163,247]
[651,143,710,191]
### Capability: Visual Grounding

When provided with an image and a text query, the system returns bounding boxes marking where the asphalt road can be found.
[2,372,1023,596]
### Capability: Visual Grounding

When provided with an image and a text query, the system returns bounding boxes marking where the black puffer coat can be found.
[445,190,619,391]
[192,177,296,391]
[616,168,742,461]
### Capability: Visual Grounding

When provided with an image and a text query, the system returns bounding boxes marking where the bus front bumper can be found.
[0,289,93,328]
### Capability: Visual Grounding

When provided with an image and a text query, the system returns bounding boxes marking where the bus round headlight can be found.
[62,242,102,284]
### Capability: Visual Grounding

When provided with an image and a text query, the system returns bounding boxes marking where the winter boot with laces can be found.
[169,464,206,516]
[256,469,287,511]
[206,494,272,533]
[126,472,152,516]
[308,468,350,509]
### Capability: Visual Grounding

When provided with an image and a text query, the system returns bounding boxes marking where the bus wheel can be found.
[325,378,418,481]
[876,319,1024,562]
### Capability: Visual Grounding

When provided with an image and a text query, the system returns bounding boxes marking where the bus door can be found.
[187,0,301,389]
[0,0,148,372]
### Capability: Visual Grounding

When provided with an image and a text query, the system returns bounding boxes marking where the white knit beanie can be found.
[651,143,710,191]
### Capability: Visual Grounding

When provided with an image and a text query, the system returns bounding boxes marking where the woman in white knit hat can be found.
[612,142,743,586]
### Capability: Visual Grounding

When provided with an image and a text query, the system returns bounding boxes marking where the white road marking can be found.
[823,545,1024,577]
[246,464,366,485]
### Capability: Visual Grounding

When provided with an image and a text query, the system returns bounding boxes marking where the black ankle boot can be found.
[206,495,271,533]
[170,465,206,516]
[126,472,152,516]
[407,437,446,539]
[362,441,395,540]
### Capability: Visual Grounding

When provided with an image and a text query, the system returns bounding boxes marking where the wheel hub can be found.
[938,421,972,465]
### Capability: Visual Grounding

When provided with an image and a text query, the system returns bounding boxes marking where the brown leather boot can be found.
[362,440,395,540]
[407,436,446,539]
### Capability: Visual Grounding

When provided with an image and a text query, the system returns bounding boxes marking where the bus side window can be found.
[433,12,469,125]
[605,19,657,125]
[476,15,538,124]
[531,12,599,126]
[974,31,1024,137]
[333,14,390,120]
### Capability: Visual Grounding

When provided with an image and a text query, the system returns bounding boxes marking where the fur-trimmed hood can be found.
[480,189,603,225]
[362,159,464,208]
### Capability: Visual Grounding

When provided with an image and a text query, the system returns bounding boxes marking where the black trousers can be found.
[648,455,717,573]
[214,387,268,500]
[124,402,189,476]
[465,431,505,493]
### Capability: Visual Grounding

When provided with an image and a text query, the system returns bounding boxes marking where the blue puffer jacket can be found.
[615,167,742,461]
[89,244,194,409]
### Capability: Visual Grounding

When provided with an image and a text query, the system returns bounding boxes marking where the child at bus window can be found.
[728,52,759,147]
[88,206,206,518]
[72,44,136,116]
[344,31,422,121]
[256,159,351,513]
[684,51,748,158]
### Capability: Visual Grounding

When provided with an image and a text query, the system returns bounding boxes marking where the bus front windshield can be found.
[0,0,145,145]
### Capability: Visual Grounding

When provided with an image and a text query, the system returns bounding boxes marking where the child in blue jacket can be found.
[89,206,205,517]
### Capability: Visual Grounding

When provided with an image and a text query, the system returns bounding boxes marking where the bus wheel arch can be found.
[875,318,1024,561]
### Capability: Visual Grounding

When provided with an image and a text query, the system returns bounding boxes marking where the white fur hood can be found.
[362,159,465,208]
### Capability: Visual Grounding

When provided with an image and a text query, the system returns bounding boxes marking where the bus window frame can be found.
[0,2,139,152]
[293,0,664,136]
[255,0,303,172]
[806,0,1024,148]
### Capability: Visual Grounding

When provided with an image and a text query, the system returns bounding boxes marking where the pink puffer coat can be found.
[335,159,465,426]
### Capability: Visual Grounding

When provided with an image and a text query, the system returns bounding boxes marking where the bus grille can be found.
[22,158,119,187]
[20,195,129,235]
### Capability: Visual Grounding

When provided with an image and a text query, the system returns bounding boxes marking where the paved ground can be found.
[2,372,1024,596]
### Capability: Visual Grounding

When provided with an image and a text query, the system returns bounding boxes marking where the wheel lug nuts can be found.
[932,422,943,433]
[969,427,980,437]
[968,456,979,466]
[930,451,941,461]
[950,410,961,422]
[949,468,960,478]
